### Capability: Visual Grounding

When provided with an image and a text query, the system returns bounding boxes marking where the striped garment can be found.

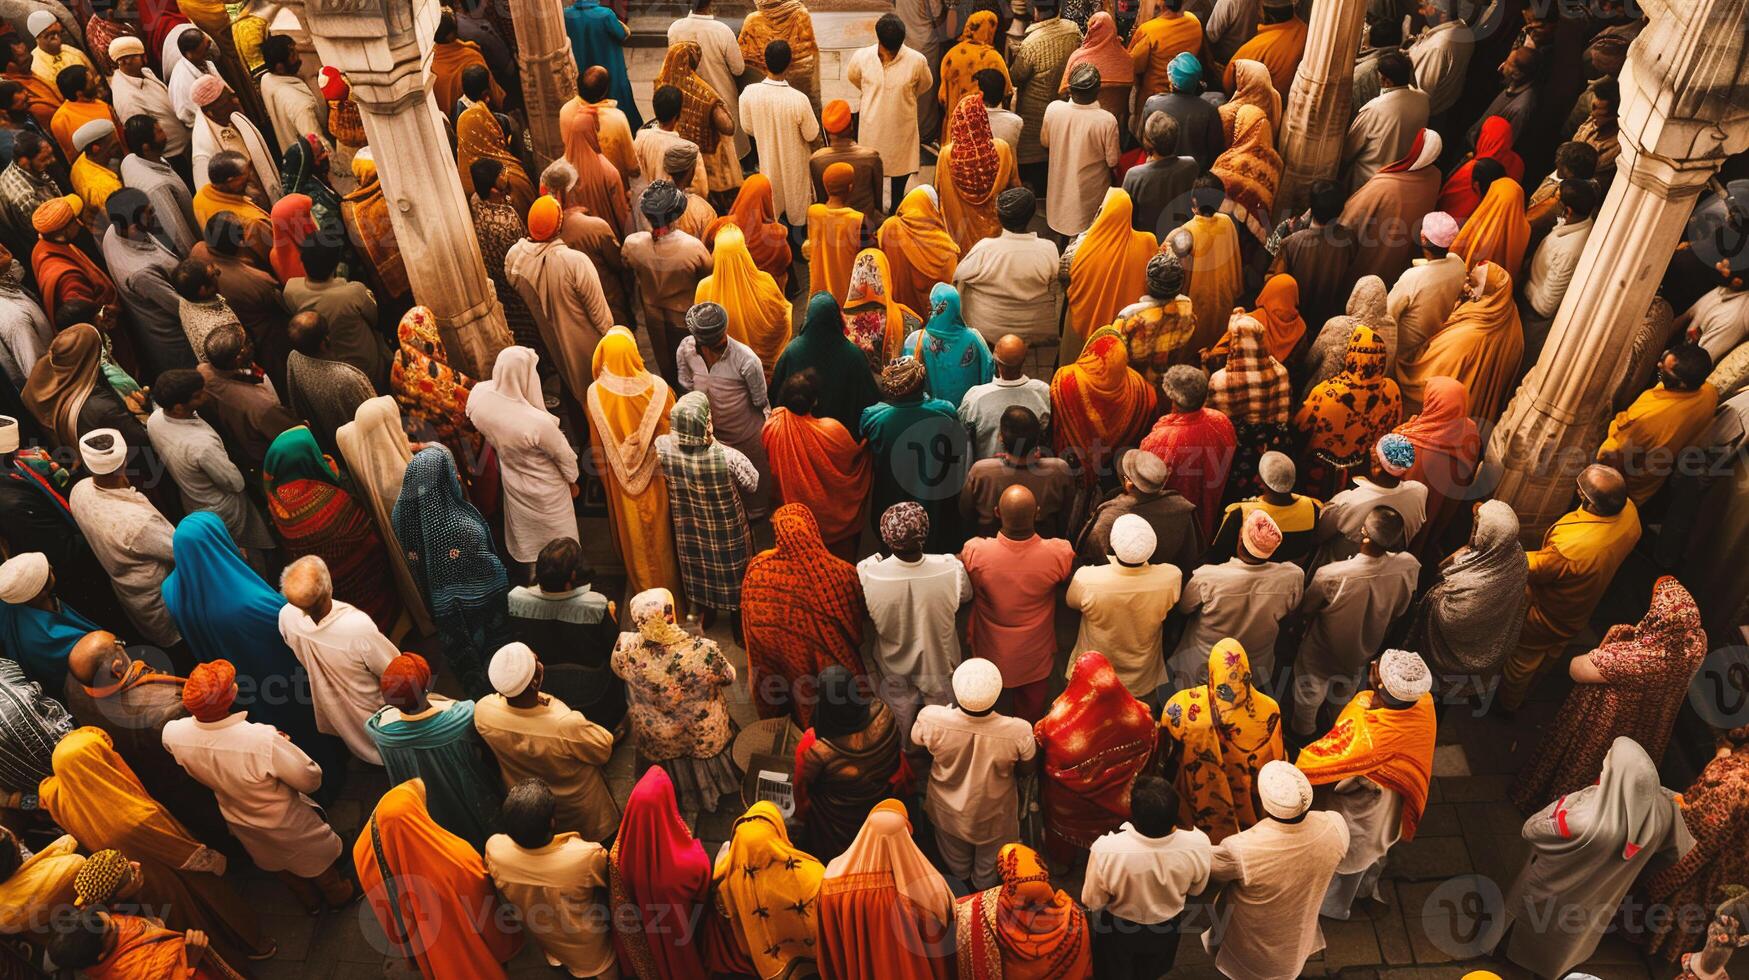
[656,392,756,611]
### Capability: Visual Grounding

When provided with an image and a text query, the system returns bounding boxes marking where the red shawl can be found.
[1050,326,1158,485]
[1140,408,1239,542]
[31,240,116,325]
[1437,116,1525,222]
[1033,652,1156,861]
[610,769,712,980]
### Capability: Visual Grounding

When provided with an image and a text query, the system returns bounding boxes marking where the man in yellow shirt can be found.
[1501,464,1641,710]
[68,120,122,216]
[1596,341,1718,506]
[1128,0,1202,100]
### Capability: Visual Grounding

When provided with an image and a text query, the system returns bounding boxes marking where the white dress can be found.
[739,78,821,225]
[465,353,581,563]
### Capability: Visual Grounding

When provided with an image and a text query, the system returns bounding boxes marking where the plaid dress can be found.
[655,391,755,611]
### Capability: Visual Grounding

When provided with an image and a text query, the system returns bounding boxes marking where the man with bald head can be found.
[283,310,375,450]
[957,483,1075,722]
[61,630,233,850]
[1501,465,1641,711]
[958,333,1052,460]
[276,555,398,765]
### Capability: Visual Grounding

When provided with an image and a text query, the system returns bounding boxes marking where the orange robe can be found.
[428,39,502,116]
[1296,691,1437,841]
[1395,261,1524,420]
[1067,189,1157,357]
[936,138,1019,254]
[804,202,863,306]
[1597,382,1720,506]
[877,187,960,317]
[1129,12,1203,96]
[1223,18,1308,95]
[1179,211,1243,362]
[761,407,871,546]
[31,240,115,325]
[48,99,121,162]
[192,184,273,267]
[1450,177,1531,277]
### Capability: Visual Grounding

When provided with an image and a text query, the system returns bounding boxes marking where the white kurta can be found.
[276,600,399,765]
[160,712,342,876]
[145,408,274,550]
[1524,215,1595,319]
[668,13,749,158]
[955,230,1063,345]
[260,72,330,155]
[1406,20,1473,116]
[191,112,283,198]
[739,78,821,225]
[110,69,189,157]
[1686,285,1749,361]
[1342,85,1430,192]
[1317,777,1405,918]
[845,43,933,178]
[1040,100,1121,236]
[1386,254,1467,370]
[68,480,180,646]
[465,382,581,564]
[1205,813,1351,980]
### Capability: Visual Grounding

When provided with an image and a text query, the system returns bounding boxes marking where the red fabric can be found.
[379,653,430,704]
[182,659,236,722]
[31,240,116,325]
[1379,129,1427,175]
[1437,116,1525,222]
[610,768,712,980]
[1032,652,1157,861]
[265,478,397,633]
[761,408,871,546]
[269,194,314,285]
[1140,407,1239,541]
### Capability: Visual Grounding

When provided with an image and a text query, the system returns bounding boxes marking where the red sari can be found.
[1140,408,1239,542]
[954,844,1093,979]
[609,768,713,980]
[1032,652,1157,861]
[1437,116,1526,222]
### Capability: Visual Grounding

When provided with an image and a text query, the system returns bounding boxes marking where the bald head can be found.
[1578,464,1627,516]
[993,334,1027,379]
[280,555,333,615]
[998,484,1037,538]
[68,630,128,687]
[287,312,326,356]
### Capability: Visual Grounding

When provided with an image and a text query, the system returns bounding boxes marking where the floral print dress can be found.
[611,601,742,813]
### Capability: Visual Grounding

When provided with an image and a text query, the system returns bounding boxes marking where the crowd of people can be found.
[0,0,1738,976]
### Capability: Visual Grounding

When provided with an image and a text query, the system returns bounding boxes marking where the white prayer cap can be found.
[952,658,1002,713]
[1379,649,1433,702]
[1258,451,1295,493]
[79,428,125,475]
[1110,514,1156,565]
[487,641,537,697]
[108,36,145,61]
[0,415,18,454]
[72,120,113,155]
[1257,760,1313,819]
[26,11,55,36]
[0,553,48,603]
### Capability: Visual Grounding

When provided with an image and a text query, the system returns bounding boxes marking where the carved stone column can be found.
[283,0,511,379]
[1274,0,1368,213]
[1483,0,1749,539]
[507,0,576,171]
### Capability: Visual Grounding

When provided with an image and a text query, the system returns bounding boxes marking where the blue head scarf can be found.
[1168,52,1202,92]
[391,447,509,618]
[906,283,992,408]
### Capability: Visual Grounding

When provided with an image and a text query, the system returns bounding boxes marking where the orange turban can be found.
[31,194,81,234]
[380,652,431,705]
[527,194,561,242]
[823,161,855,196]
[183,660,237,722]
[823,99,851,135]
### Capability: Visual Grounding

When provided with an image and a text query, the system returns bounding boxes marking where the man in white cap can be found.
[1204,759,1350,980]
[1313,433,1428,566]
[67,117,121,219]
[26,11,90,89]
[472,641,618,844]
[911,657,1037,888]
[109,35,191,172]
[858,502,970,743]
[1169,508,1304,691]
[1297,648,1437,920]
[1387,210,1467,372]
[1066,514,1183,707]
[1076,445,1202,569]
[1208,450,1323,564]
[66,428,181,647]
[1292,508,1421,739]
[0,551,98,689]
[275,555,395,765]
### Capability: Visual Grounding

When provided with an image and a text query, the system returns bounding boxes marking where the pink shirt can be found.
[958,533,1075,686]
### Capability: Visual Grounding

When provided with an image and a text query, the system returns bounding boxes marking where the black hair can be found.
[502,779,557,849]
[152,368,205,408]
[652,84,683,124]
[998,405,1041,456]
[1554,141,1600,180]
[469,157,505,198]
[1308,179,1345,224]
[1470,157,1507,193]
[875,12,905,50]
[765,39,792,76]
[299,238,343,280]
[1128,775,1179,837]
[207,150,248,186]
[975,67,1006,105]
[460,63,493,101]
[54,64,88,100]
[535,537,586,592]
[1363,506,1407,552]
[996,186,1035,231]
[171,257,214,300]
[203,210,245,257]
[1666,341,1714,390]
[260,34,296,70]
[1558,178,1600,220]
[777,369,819,414]
[123,113,159,151]
[178,29,207,56]
[1592,78,1620,107]
[204,323,247,369]
[1377,50,1413,87]
[1191,173,1226,215]
[579,67,609,101]
[47,909,110,970]
[287,313,329,355]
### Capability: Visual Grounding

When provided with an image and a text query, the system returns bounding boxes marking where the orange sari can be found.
[557,99,631,238]
[703,174,793,291]
[953,844,1093,980]
[936,94,1019,253]
[818,800,955,980]
[1450,177,1530,275]
[1067,188,1158,354]
[936,11,1010,145]
[30,239,116,326]
[1050,325,1157,485]
[1205,271,1305,364]
[1296,691,1437,841]
[429,39,499,114]
[761,406,871,546]
[695,224,792,374]
[877,186,960,316]
[1396,261,1524,420]
[805,200,864,306]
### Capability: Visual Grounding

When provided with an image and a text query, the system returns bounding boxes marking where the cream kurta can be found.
[845,43,933,178]
[483,832,614,978]
[276,600,399,765]
[160,712,342,877]
[1405,20,1472,116]
[1342,85,1430,192]
[1040,99,1121,236]
[67,481,181,647]
[954,230,1063,347]
[259,72,329,155]
[503,237,616,401]
[1066,561,1183,698]
[1292,552,1421,732]
[465,381,581,564]
[1386,254,1466,368]
[1170,558,1304,689]
[473,694,618,843]
[669,13,749,158]
[911,704,1037,844]
[1205,813,1350,980]
[739,78,821,225]
[1524,216,1594,319]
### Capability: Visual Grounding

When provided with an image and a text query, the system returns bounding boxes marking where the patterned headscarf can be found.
[1295,325,1401,467]
[73,849,131,908]
[670,389,713,450]
[630,587,691,646]
[1208,314,1291,424]
[654,40,725,153]
[878,356,926,399]
[947,93,999,202]
[878,501,929,549]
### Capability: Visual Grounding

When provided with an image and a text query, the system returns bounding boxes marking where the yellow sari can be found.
[711,801,824,979]
[1067,188,1158,360]
[1161,639,1284,843]
[585,327,681,604]
[936,11,1010,145]
[876,186,960,317]
[695,225,793,376]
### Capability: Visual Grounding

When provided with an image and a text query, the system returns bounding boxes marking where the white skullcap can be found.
[952,658,1003,713]
[1421,211,1460,249]
[1379,649,1433,702]
[26,11,55,36]
[487,641,537,696]
[1110,514,1156,565]
[108,35,145,61]
[79,428,125,475]
[0,415,17,454]
[1257,760,1313,819]
[1258,451,1295,493]
[72,120,112,155]
[0,552,48,604]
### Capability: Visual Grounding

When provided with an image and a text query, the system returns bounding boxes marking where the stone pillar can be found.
[282,0,511,379]
[1483,0,1749,538]
[1273,0,1368,213]
[507,0,577,172]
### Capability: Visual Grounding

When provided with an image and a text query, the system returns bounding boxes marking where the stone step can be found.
[629,0,890,43]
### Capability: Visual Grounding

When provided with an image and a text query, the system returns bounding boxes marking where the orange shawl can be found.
[877,186,960,316]
[1450,177,1530,275]
[1210,104,1282,241]
[30,239,115,325]
[953,844,1092,980]
[1050,325,1157,483]
[805,201,863,306]
[1181,212,1244,359]
[1296,691,1437,841]
[1205,271,1305,364]
[558,99,630,238]
[840,248,916,373]
[1068,188,1158,345]
[1218,60,1282,143]
[938,95,1018,253]
[1223,17,1307,95]
[695,224,793,374]
[429,39,499,114]
[704,174,793,291]
[936,11,1009,145]
[761,407,871,546]
[49,99,120,162]
[1396,261,1524,420]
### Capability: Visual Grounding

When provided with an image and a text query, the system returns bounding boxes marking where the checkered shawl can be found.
[656,394,752,610]
[1208,314,1291,425]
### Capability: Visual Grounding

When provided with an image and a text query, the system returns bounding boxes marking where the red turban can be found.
[380,653,431,705]
[183,660,237,722]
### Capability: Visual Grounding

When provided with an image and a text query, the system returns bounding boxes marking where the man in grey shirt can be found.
[144,369,275,563]
[959,333,1051,458]
[1168,508,1304,693]
[101,189,195,381]
[118,116,198,254]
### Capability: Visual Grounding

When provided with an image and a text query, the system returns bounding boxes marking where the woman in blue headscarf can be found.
[902,282,993,409]
[161,511,347,789]
[391,446,510,698]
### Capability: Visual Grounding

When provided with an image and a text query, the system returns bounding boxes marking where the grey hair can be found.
[540,158,578,196]
[1144,111,1180,157]
[1161,364,1208,410]
[279,554,333,603]
[1258,450,1296,491]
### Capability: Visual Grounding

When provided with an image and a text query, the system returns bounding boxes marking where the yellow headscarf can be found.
[586,325,671,495]
[1161,639,1285,842]
[712,801,824,979]
[695,224,793,375]
[876,186,960,316]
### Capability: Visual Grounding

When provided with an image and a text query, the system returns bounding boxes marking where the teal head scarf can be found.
[263,425,342,496]
[1168,52,1202,92]
[907,283,992,407]
[768,292,880,432]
